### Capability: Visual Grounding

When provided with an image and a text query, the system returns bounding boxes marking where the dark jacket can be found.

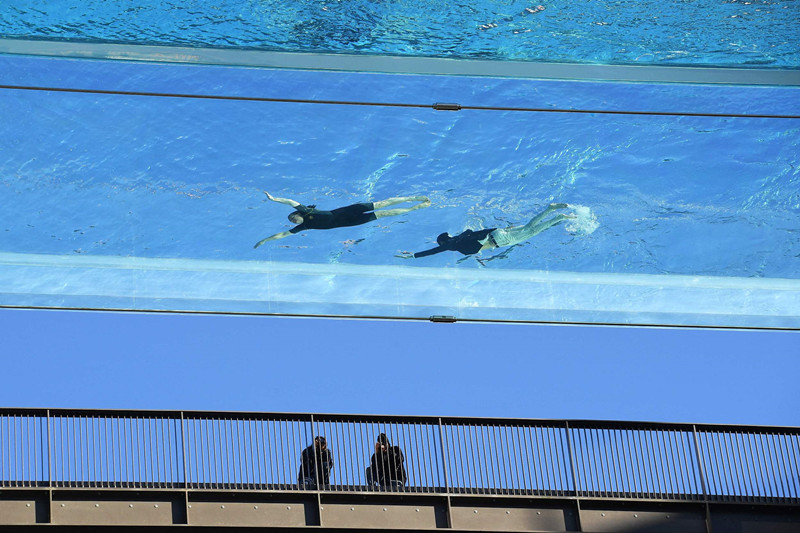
[370,445,407,485]
[298,444,333,485]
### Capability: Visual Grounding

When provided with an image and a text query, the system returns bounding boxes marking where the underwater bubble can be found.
[565,204,599,235]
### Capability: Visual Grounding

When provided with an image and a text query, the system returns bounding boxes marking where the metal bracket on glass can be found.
[432,103,461,111]
[430,315,457,323]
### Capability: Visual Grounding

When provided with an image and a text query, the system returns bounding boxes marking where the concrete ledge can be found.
[2,38,799,86]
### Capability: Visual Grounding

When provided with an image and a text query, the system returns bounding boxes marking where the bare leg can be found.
[523,203,569,229]
[372,196,430,209]
[373,196,431,218]
[489,213,574,248]
[528,213,574,235]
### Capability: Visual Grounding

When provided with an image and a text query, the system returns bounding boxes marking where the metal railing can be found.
[1,409,797,504]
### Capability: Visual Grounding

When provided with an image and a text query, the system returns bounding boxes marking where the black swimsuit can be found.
[413,228,496,257]
[289,203,378,233]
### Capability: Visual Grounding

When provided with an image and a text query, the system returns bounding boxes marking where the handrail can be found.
[3,407,798,432]
[0,408,797,504]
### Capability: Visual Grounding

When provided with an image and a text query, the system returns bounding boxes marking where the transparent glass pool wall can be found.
[0,51,798,329]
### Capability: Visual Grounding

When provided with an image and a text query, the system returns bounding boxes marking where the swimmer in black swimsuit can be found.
[402,203,573,258]
[254,192,430,248]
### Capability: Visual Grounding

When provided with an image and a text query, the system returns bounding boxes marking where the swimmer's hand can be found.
[395,251,415,259]
[264,192,301,208]
[254,230,293,247]
[549,203,569,210]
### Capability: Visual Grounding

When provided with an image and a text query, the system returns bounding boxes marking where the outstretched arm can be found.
[412,245,446,258]
[264,191,302,208]
[254,230,294,248]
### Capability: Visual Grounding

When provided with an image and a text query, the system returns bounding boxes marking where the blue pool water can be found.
[0,53,798,327]
[1,56,798,277]
[2,0,799,67]
[1,0,799,327]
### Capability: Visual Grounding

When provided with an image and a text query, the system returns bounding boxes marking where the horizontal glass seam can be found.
[2,82,798,120]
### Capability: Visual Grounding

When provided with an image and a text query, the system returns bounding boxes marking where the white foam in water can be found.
[565,204,599,235]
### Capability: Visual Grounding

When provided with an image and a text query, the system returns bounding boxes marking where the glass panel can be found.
[1,55,798,328]
[3,54,800,114]
[1,0,798,68]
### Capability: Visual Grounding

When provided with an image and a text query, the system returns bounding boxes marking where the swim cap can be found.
[436,232,451,245]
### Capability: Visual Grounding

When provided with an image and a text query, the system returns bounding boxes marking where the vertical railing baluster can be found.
[747,432,769,497]
[576,428,589,496]
[693,427,709,500]
[309,414,317,490]
[265,418,274,488]
[246,418,254,490]
[179,412,188,490]
[788,434,800,501]
[37,415,44,487]
[735,432,753,501]
[459,423,469,492]
[762,432,778,499]
[667,430,681,498]
[411,422,422,491]
[258,418,268,488]
[211,417,220,489]
[275,419,291,489]
[46,410,52,489]
[656,428,671,498]
[222,417,230,488]
[425,423,435,491]
[518,426,531,494]
[2,414,6,487]
[771,433,789,499]
[691,424,711,532]
[2,410,797,511]
[339,419,349,490]
[437,418,449,495]
[565,421,579,497]
[234,418,243,489]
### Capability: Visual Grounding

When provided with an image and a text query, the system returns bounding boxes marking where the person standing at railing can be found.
[298,436,333,490]
[366,433,407,491]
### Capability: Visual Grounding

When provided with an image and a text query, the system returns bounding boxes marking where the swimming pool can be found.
[1,47,798,328]
[2,0,799,68]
